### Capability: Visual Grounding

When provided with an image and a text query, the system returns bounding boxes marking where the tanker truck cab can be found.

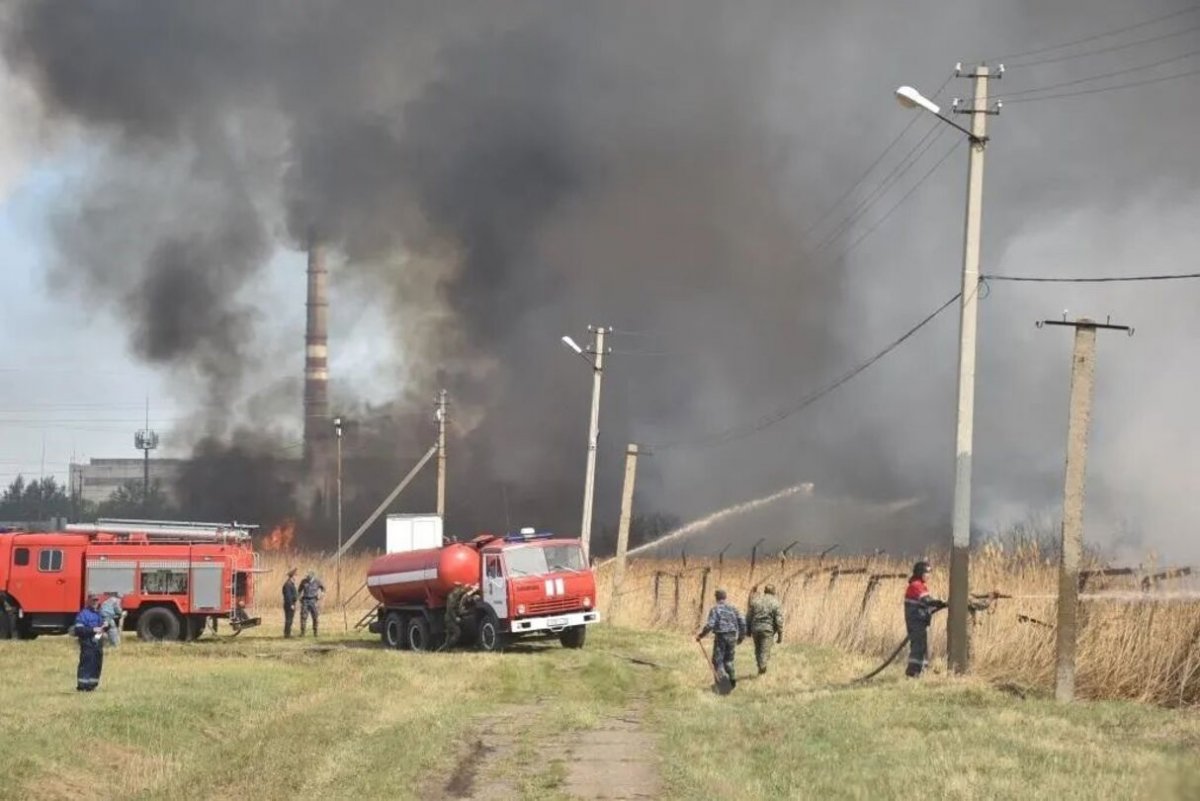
[365,528,600,652]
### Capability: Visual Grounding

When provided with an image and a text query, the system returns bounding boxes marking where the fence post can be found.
[750,537,766,580]
[697,566,711,627]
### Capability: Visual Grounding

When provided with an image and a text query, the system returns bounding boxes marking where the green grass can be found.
[1,625,1197,800]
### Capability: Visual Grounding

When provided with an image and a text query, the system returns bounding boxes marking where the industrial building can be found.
[68,458,188,505]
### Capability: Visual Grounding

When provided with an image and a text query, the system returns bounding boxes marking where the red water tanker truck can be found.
[366,529,599,651]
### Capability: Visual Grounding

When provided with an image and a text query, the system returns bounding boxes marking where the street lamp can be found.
[896,64,997,673]
[560,326,609,560]
[333,416,344,605]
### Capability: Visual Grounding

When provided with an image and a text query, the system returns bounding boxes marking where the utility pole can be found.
[946,64,993,674]
[578,326,608,560]
[334,416,344,606]
[613,443,640,590]
[436,389,448,521]
[1040,315,1131,701]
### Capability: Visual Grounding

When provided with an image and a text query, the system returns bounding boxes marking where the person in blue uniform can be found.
[74,594,109,692]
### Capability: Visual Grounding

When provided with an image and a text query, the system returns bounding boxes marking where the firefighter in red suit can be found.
[904,561,946,677]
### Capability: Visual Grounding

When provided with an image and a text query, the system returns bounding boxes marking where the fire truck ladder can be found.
[343,581,380,630]
[66,518,257,543]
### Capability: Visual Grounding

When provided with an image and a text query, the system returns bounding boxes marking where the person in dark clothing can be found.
[74,595,109,692]
[282,568,298,638]
[696,589,747,689]
[298,571,325,637]
[904,561,946,677]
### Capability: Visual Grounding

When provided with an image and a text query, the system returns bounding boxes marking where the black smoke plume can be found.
[6,2,1200,558]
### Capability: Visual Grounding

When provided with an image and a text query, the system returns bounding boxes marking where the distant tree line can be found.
[0,474,174,524]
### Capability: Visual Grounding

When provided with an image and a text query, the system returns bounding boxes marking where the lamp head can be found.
[895,85,941,116]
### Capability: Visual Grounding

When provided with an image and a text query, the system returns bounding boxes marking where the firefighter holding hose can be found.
[904,561,946,677]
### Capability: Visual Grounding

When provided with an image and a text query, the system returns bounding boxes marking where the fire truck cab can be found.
[0,519,262,642]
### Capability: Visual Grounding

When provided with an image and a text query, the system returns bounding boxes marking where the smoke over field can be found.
[4,2,1199,556]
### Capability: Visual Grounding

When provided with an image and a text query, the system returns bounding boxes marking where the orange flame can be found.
[263,518,296,552]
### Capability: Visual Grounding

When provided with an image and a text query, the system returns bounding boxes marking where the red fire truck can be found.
[365,529,600,651]
[0,519,262,642]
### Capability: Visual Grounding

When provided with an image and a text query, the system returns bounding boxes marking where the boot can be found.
[758,666,767,675]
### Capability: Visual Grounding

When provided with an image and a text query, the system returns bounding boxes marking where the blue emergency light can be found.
[504,527,555,542]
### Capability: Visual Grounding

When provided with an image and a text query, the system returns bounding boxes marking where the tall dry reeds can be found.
[254,550,381,613]
[598,542,1200,706]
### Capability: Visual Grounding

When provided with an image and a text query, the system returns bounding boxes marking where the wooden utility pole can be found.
[436,389,448,520]
[1040,316,1131,702]
[613,443,640,589]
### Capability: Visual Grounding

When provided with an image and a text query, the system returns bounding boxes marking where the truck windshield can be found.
[504,544,586,577]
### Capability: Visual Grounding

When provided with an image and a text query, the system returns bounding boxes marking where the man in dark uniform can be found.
[74,594,109,692]
[696,589,747,689]
[282,568,298,638]
[904,561,946,677]
[298,571,325,637]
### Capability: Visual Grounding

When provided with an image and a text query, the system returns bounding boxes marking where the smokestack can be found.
[303,227,330,465]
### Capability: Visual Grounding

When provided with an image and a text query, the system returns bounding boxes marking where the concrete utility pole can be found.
[581,326,607,559]
[613,443,640,590]
[436,389,448,520]
[334,416,344,605]
[945,64,993,674]
[562,325,610,560]
[1040,316,1131,701]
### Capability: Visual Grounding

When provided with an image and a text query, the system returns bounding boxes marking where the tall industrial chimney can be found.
[303,228,331,466]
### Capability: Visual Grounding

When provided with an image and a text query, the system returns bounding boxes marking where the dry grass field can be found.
[598,543,1200,706]
[2,620,1199,800]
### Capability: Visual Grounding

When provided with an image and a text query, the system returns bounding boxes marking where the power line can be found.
[1012,20,1200,68]
[988,4,1200,63]
[983,271,1200,283]
[1002,65,1200,104]
[811,123,944,254]
[802,72,957,245]
[998,47,1200,99]
[838,138,964,259]
[650,290,962,452]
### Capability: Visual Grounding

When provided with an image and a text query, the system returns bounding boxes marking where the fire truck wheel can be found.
[0,608,14,639]
[383,612,406,650]
[559,625,587,649]
[476,609,506,653]
[137,607,182,642]
[406,616,432,652]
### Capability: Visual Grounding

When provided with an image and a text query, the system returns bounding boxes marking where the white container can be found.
[385,514,443,554]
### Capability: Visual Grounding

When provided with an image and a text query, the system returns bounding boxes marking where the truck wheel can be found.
[0,608,13,639]
[406,616,432,652]
[477,609,506,653]
[137,608,182,642]
[559,625,587,649]
[383,612,406,650]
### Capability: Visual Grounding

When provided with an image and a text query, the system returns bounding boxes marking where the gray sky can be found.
[1,2,1198,559]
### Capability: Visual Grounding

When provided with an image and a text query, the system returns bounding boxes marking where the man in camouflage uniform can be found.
[746,584,784,675]
[696,588,747,689]
[298,571,325,637]
[440,582,479,651]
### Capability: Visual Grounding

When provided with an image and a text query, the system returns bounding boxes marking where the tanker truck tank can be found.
[366,543,480,606]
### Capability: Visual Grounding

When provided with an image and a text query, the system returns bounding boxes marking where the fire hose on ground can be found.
[846,592,1011,685]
